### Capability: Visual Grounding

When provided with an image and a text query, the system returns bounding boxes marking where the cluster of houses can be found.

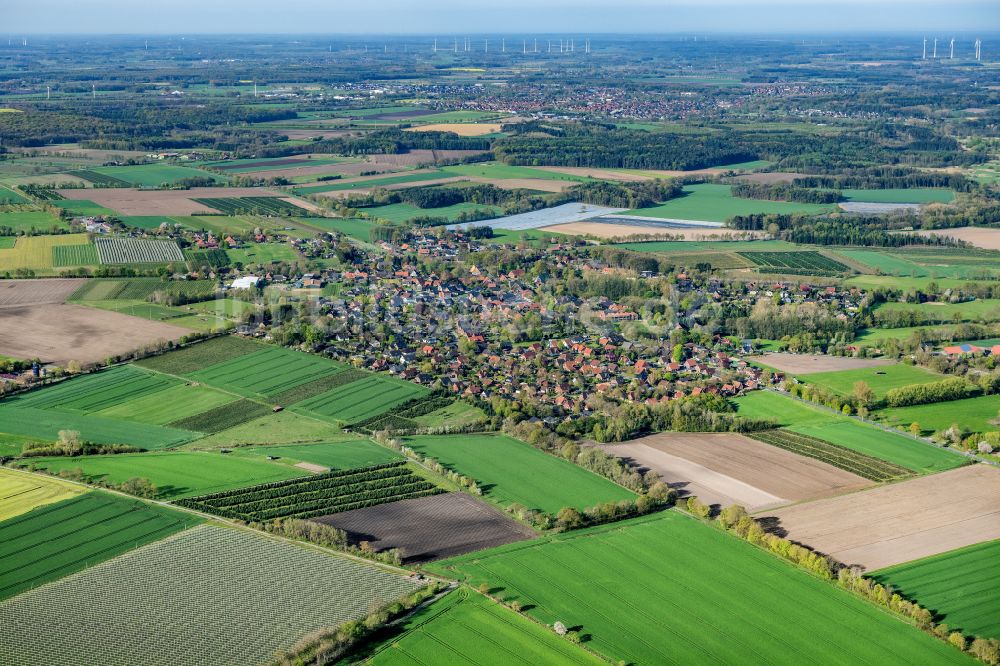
[941,343,1000,357]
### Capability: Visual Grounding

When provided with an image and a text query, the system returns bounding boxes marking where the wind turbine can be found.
[933,38,937,58]
[975,39,982,61]
[949,38,954,59]
[922,37,927,59]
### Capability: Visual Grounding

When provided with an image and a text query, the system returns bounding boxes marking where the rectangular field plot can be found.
[601,432,872,511]
[871,540,1000,640]
[0,233,91,271]
[0,405,198,450]
[0,468,86,522]
[69,277,219,302]
[51,243,98,267]
[187,346,344,398]
[747,430,912,482]
[134,335,261,375]
[733,391,965,473]
[185,410,346,448]
[0,491,200,600]
[750,353,895,375]
[192,196,307,216]
[23,451,307,499]
[95,237,184,264]
[879,394,1000,435]
[799,363,944,398]
[177,461,441,520]
[167,398,272,433]
[292,375,429,424]
[314,492,536,563]
[234,440,402,471]
[403,434,635,514]
[96,384,237,426]
[426,513,967,665]
[359,588,605,665]
[0,525,421,666]
[8,365,180,413]
[739,250,849,274]
[759,465,1000,571]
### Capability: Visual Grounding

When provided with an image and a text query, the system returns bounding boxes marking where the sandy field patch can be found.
[0,279,84,307]
[56,187,286,216]
[750,353,895,374]
[4,174,90,188]
[540,167,652,182]
[759,464,1000,570]
[294,462,328,474]
[405,123,502,137]
[541,222,762,240]
[913,227,1000,251]
[601,432,871,510]
[0,303,188,365]
[314,492,535,563]
[736,172,808,184]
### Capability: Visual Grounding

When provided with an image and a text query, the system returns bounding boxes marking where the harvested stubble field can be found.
[601,432,872,510]
[749,353,895,375]
[0,524,421,666]
[293,374,429,424]
[759,464,1000,571]
[0,303,188,366]
[871,540,1000,640]
[405,122,502,136]
[913,226,1000,250]
[25,451,306,499]
[403,434,635,514]
[55,187,287,216]
[0,278,84,307]
[360,588,605,665]
[314,492,536,563]
[427,513,967,665]
[0,468,85,522]
[0,491,200,601]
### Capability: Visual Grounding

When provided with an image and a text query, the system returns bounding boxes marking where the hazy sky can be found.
[7,0,999,34]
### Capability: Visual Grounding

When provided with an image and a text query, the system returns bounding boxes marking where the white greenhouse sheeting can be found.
[446,203,626,231]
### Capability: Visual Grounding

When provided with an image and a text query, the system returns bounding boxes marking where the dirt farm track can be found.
[601,432,872,511]
[758,464,1000,571]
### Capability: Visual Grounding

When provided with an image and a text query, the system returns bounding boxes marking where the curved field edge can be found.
[424,512,972,665]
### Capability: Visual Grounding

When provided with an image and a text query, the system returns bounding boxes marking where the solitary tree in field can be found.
[909,422,922,436]
[852,381,874,408]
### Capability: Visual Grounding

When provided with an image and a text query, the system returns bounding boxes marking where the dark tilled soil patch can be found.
[313,492,535,563]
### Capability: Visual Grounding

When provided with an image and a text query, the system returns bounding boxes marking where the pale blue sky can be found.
[7,0,998,34]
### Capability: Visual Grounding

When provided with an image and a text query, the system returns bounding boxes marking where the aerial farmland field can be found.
[22,451,307,499]
[870,540,1000,640]
[0,490,200,600]
[402,434,635,514]
[89,164,224,187]
[733,391,965,473]
[232,439,403,471]
[292,374,429,424]
[798,363,944,398]
[0,233,91,272]
[358,588,605,664]
[95,237,184,264]
[0,524,422,666]
[0,210,67,232]
[0,405,198,449]
[427,512,968,665]
[186,345,344,398]
[624,184,836,222]
[364,201,501,224]
[879,393,1000,434]
[0,467,86,521]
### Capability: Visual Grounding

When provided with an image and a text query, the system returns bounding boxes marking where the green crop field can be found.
[874,300,1000,324]
[187,346,344,398]
[185,410,346,448]
[839,188,955,204]
[69,277,218,302]
[615,239,799,253]
[50,243,98,267]
[23,451,307,499]
[52,199,117,216]
[871,540,1000,640]
[0,186,29,204]
[168,398,272,433]
[625,184,835,223]
[363,201,501,224]
[879,394,1000,435]
[0,405,198,450]
[427,513,967,665]
[748,430,913,482]
[708,159,773,170]
[295,170,445,194]
[739,250,849,273]
[799,363,944,398]
[296,217,378,241]
[0,233,91,271]
[91,164,224,187]
[441,162,589,182]
[0,524,421,666]
[402,433,635,514]
[224,242,300,265]
[840,250,1000,281]
[96,383,237,425]
[359,588,605,665]
[412,400,486,428]
[135,336,261,374]
[293,375,429,424]
[232,440,403,471]
[0,211,67,233]
[119,215,176,230]
[0,491,200,600]
[9,365,181,413]
[193,197,307,216]
[733,391,965,473]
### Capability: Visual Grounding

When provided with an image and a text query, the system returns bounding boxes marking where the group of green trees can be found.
[731,182,841,204]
